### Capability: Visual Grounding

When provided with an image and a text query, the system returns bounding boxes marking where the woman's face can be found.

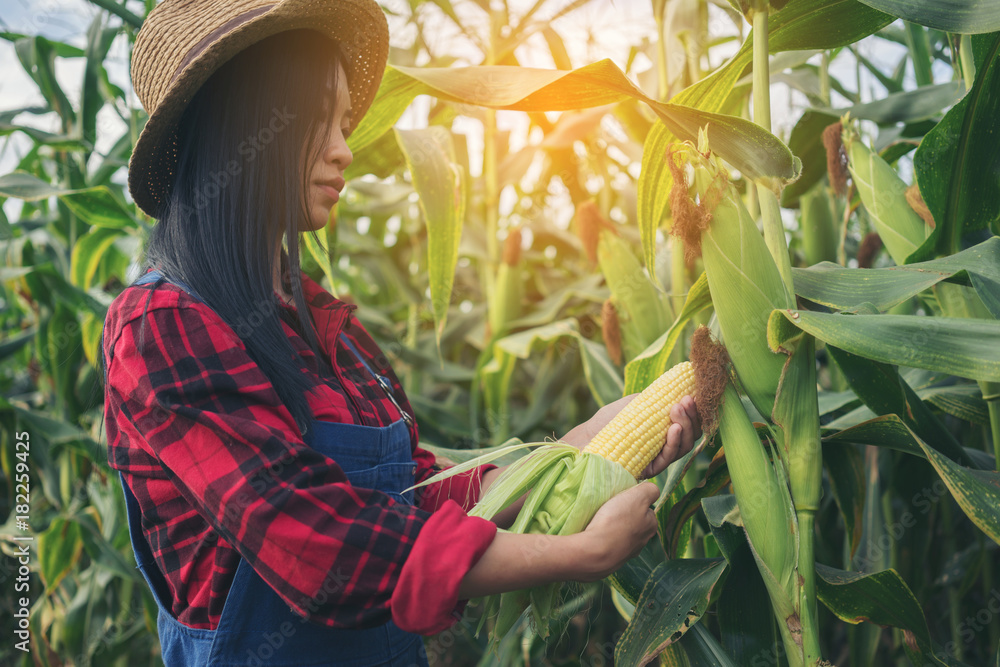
[303,61,353,231]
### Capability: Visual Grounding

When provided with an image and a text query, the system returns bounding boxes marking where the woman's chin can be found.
[308,207,335,231]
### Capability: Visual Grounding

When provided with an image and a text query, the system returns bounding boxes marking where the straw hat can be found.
[128,0,389,219]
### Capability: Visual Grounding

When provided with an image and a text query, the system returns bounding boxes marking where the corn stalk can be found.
[749,3,822,662]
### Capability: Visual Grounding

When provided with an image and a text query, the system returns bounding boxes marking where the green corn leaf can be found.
[13,35,76,127]
[29,263,109,317]
[485,319,624,407]
[351,60,800,220]
[60,187,134,229]
[614,558,729,666]
[74,509,139,579]
[70,227,120,290]
[792,237,1000,317]
[817,81,964,125]
[662,453,731,558]
[769,310,1000,383]
[780,110,838,207]
[823,414,995,473]
[823,444,866,560]
[845,135,928,265]
[914,437,1000,546]
[418,441,531,468]
[608,538,667,606]
[47,303,83,418]
[0,172,135,229]
[854,0,1000,32]
[827,346,973,466]
[488,262,522,338]
[914,31,1000,257]
[816,564,949,666]
[80,312,104,371]
[659,623,743,667]
[0,122,89,149]
[299,209,337,296]
[824,414,935,458]
[715,523,787,666]
[393,127,465,343]
[0,327,35,361]
[37,517,83,590]
[0,170,67,199]
[507,273,604,329]
[773,336,823,511]
[80,18,117,148]
[406,440,536,493]
[11,406,106,470]
[920,383,990,426]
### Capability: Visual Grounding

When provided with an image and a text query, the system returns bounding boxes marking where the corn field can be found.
[2,0,1000,665]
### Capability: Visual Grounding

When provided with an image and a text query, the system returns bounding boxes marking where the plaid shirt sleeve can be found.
[103,281,496,633]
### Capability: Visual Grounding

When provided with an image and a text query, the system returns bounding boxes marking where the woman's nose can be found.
[324,128,353,169]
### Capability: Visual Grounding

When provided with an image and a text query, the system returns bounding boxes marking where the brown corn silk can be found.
[602,298,623,366]
[823,121,849,196]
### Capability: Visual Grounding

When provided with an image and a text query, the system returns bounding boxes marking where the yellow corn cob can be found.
[583,361,696,478]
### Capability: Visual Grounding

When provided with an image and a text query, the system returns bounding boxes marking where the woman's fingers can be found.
[640,396,702,479]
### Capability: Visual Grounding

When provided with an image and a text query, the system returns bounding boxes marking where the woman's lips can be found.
[317,183,340,203]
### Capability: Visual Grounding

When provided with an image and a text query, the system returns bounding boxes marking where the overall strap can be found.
[130,269,205,304]
[119,471,177,614]
[338,333,413,425]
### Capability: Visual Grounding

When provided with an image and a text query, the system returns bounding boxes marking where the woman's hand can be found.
[640,395,700,479]
[457,482,662,598]
[559,394,702,478]
[572,482,661,581]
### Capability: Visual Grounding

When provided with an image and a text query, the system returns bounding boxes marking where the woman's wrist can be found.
[456,530,606,599]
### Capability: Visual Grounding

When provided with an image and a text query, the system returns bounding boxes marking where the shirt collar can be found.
[288,272,357,356]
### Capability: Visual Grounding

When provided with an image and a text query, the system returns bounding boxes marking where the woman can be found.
[101,1,701,665]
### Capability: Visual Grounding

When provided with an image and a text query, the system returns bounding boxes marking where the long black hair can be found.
[139,29,345,434]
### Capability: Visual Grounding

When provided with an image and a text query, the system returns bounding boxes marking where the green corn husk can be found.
[843,127,928,265]
[597,228,673,358]
[488,227,524,338]
[800,185,839,266]
[670,142,792,417]
[407,442,635,646]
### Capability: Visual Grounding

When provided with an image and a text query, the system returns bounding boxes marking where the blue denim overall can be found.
[109,270,429,666]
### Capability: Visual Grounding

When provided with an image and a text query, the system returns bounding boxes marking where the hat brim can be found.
[128,0,388,219]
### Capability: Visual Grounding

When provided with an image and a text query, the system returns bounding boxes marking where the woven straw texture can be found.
[128,0,388,219]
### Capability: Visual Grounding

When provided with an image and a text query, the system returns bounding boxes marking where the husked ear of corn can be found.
[406,359,705,648]
[584,361,696,478]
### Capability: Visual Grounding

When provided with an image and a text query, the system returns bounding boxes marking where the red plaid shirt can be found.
[102,269,497,635]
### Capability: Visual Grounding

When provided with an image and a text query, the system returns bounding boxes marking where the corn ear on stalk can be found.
[843,125,928,265]
[597,228,673,354]
[668,142,792,417]
[487,227,524,339]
